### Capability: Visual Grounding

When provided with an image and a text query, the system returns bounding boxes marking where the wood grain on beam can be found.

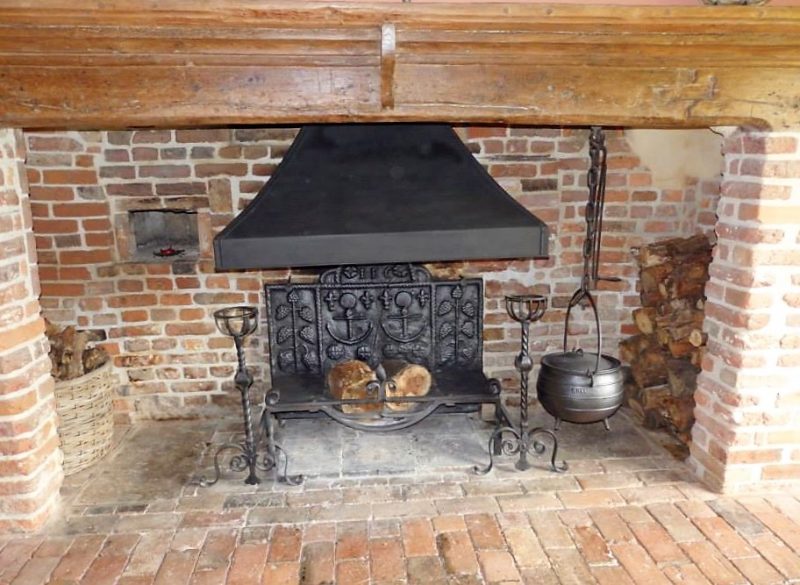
[0,2,798,129]
[381,23,397,110]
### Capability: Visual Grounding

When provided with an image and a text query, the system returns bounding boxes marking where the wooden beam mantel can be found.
[1,1,799,129]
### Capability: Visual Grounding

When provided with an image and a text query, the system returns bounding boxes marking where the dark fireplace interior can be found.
[130,209,199,261]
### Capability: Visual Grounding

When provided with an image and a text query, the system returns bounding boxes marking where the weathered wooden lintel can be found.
[0,2,798,130]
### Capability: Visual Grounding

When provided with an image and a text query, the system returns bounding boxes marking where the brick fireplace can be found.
[22,126,721,421]
[8,122,800,531]
[2,0,800,533]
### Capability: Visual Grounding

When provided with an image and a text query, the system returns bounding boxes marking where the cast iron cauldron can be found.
[536,289,624,430]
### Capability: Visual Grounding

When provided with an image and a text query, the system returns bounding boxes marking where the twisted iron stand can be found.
[196,306,300,487]
[475,295,568,475]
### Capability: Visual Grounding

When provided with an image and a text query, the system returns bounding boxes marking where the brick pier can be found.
[0,129,62,533]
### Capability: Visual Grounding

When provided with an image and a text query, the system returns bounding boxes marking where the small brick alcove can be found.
[127,209,199,262]
[1,1,800,532]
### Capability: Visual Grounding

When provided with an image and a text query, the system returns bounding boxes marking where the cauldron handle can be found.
[562,288,602,375]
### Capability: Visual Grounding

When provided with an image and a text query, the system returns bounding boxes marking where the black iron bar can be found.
[586,127,620,289]
[233,334,259,485]
[516,316,532,470]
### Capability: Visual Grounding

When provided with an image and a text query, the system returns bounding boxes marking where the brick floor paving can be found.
[3,418,800,584]
[3,476,800,584]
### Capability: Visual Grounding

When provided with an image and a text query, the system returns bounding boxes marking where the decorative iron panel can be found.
[266,264,483,381]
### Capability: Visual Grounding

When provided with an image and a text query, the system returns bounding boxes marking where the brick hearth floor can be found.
[2,411,800,584]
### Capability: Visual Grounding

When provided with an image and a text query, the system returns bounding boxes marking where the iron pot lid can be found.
[540,350,621,375]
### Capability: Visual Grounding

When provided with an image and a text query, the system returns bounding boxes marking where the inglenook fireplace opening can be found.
[3,0,800,537]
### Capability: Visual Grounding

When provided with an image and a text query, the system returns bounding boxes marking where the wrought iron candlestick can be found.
[476,294,567,474]
[196,306,261,485]
[197,306,300,486]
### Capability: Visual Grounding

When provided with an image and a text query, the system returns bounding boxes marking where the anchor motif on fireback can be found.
[381,290,425,343]
[326,292,373,345]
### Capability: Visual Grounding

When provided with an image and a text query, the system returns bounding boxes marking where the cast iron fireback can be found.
[213,124,548,270]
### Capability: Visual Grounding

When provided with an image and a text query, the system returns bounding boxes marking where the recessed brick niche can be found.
[128,209,199,262]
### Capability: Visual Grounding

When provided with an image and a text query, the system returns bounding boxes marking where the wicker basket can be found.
[54,361,115,475]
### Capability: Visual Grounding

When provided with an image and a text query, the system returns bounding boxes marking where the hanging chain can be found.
[580,126,615,295]
[562,127,614,362]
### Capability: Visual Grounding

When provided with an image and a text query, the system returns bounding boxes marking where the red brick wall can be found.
[0,129,62,532]
[690,129,800,492]
[24,127,718,423]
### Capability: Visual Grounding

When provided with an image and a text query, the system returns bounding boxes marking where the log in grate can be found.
[263,264,509,432]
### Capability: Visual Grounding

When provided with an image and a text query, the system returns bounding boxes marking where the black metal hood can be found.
[213,124,548,270]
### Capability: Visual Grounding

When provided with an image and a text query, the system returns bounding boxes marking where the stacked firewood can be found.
[619,234,712,446]
[45,321,108,381]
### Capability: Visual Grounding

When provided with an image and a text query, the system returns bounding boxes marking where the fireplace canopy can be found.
[213,124,548,270]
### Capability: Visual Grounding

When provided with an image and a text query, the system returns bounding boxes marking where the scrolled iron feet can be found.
[527,428,569,473]
[259,443,303,486]
[194,442,257,487]
[228,453,250,473]
[474,426,521,475]
[475,426,568,475]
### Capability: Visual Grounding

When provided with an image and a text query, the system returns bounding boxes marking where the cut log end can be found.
[45,320,109,381]
[327,360,381,414]
[326,359,432,414]
[633,307,657,334]
[383,360,432,412]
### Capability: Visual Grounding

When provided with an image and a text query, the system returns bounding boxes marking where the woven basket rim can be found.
[53,359,113,386]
